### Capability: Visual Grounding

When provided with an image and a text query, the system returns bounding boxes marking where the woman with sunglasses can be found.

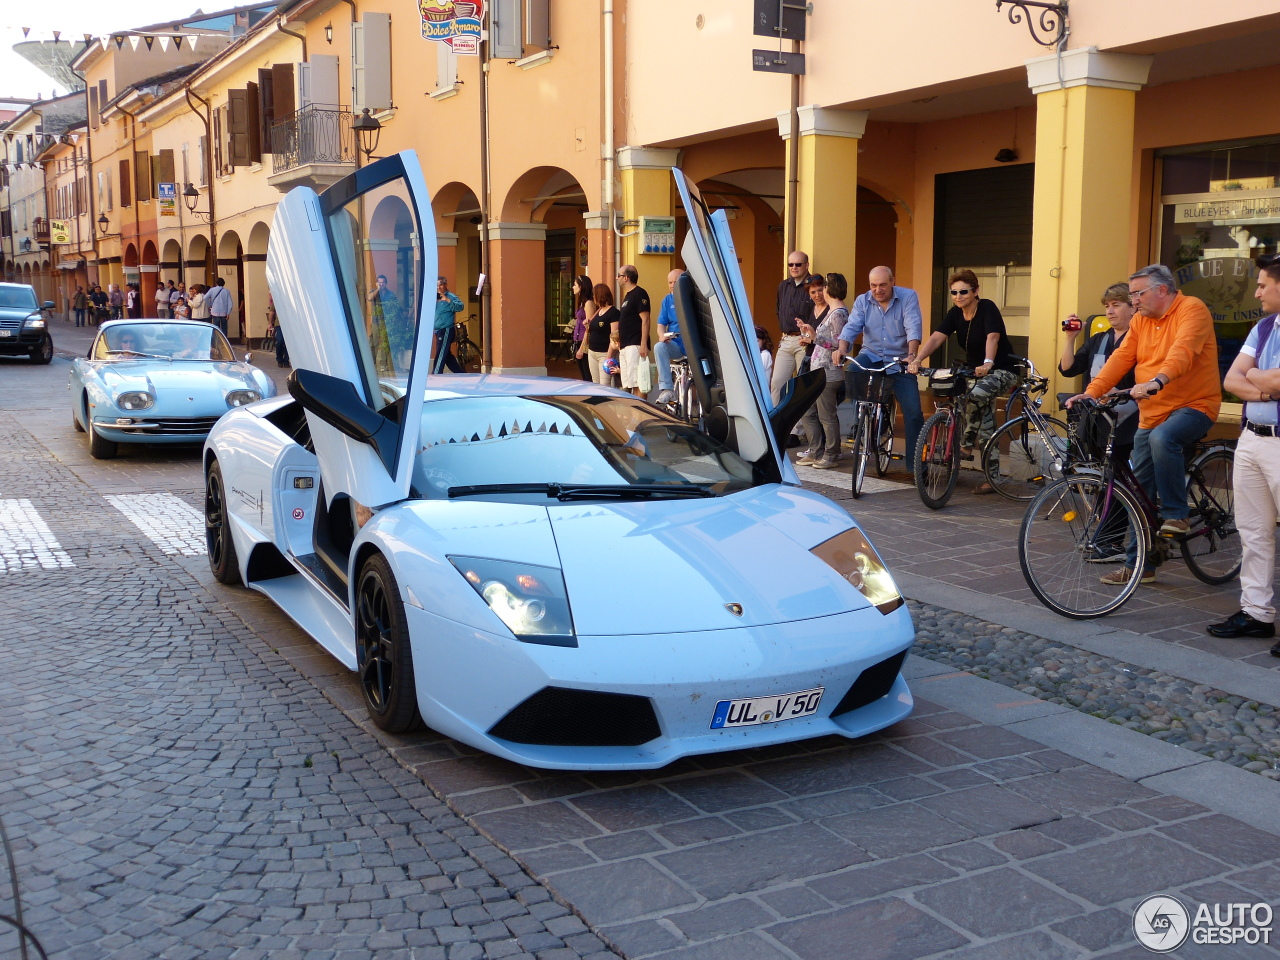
[909,270,1019,492]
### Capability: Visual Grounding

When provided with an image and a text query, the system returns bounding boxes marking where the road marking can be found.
[105,493,206,556]
[0,499,76,571]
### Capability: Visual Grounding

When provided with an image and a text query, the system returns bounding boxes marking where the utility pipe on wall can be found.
[603,0,616,292]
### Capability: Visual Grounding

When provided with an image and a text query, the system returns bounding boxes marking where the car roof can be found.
[421,374,632,402]
[97,319,220,331]
[0,282,36,291]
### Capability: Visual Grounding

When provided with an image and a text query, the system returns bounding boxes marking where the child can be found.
[173,295,190,320]
[755,325,774,383]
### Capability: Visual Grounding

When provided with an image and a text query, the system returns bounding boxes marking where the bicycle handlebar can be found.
[844,355,912,372]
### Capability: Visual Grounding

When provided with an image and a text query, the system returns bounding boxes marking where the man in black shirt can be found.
[772,250,815,403]
[616,264,650,396]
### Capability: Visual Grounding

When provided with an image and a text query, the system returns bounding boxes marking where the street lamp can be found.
[324,22,333,43]
[354,108,382,166]
[97,213,110,234]
[183,182,213,222]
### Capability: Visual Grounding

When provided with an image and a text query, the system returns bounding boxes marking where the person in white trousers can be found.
[1209,253,1280,652]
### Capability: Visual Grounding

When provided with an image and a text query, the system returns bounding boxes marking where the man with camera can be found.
[1207,254,1280,647]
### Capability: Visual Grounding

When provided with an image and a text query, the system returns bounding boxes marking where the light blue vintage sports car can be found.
[203,152,914,770]
[70,319,277,459]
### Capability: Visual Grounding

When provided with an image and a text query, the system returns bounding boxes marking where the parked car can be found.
[203,152,914,770]
[70,319,276,459]
[0,282,54,364]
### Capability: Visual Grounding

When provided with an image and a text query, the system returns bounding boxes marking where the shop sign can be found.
[420,0,484,55]
[158,182,177,218]
[1175,256,1264,336]
[49,220,71,244]
[1173,191,1280,223]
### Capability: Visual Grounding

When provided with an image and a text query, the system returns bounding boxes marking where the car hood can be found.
[93,361,267,402]
[547,485,871,635]
[0,306,40,321]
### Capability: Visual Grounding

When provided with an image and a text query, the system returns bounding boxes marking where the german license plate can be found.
[710,687,824,729]
[0,330,10,337]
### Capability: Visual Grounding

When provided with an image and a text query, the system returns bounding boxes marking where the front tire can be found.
[850,407,869,499]
[205,460,241,585]
[874,397,895,476]
[981,415,1070,501]
[32,336,53,364]
[356,554,424,733]
[88,424,118,459]
[915,410,958,509]
[1182,448,1240,585]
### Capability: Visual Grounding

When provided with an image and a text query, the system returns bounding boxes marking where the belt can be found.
[1246,421,1278,438]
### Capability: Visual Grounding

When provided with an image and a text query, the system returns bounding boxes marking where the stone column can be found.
[1026,47,1152,396]
[778,105,867,274]
[488,221,548,375]
[437,231,459,291]
[583,210,613,293]
[617,146,680,295]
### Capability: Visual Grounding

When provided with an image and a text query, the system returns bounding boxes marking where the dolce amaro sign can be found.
[420,0,483,55]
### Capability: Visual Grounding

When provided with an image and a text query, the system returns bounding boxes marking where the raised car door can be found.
[671,170,822,484]
[267,152,436,508]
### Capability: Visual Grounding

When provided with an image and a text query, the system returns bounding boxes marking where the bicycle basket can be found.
[1073,399,1138,460]
[927,369,962,398]
[849,368,896,404]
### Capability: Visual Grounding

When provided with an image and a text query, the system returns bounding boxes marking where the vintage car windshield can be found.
[0,286,38,310]
[92,323,236,361]
[413,394,763,499]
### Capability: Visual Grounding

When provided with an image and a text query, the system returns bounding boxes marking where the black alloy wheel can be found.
[356,554,424,733]
[32,336,53,365]
[205,460,241,584]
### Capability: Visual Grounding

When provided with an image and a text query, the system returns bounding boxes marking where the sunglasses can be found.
[788,262,807,268]
[950,288,972,296]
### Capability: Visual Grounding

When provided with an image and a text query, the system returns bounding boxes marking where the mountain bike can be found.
[979,359,1072,500]
[661,356,701,424]
[913,365,976,509]
[844,355,907,498]
[1018,394,1239,618]
[455,314,482,371]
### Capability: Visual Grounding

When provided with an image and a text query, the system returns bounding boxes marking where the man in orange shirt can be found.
[1069,263,1220,583]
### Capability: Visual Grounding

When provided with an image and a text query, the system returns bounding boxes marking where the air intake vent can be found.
[830,650,908,717]
[489,687,661,746]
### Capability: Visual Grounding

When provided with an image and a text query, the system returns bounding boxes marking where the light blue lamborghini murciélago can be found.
[202,151,915,770]
[69,319,277,459]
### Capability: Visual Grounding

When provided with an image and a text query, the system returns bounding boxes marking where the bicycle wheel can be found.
[875,395,895,476]
[1182,447,1240,585]
[1019,476,1148,618]
[915,410,959,509]
[851,406,872,499]
[981,415,1071,501]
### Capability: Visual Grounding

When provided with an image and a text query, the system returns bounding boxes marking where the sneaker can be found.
[812,457,839,469]
[795,451,819,466]
[656,389,675,404]
[1159,518,1191,536]
[1099,567,1156,586]
[958,446,975,461]
[1084,544,1125,563]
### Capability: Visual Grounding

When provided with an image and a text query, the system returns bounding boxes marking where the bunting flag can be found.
[115,36,125,50]
[172,35,183,50]
[21,27,30,38]
[188,35,198,52]
[128,35,139,51]
[158,35,169,52]
[99,36,109,51]
[143,35,154,50]
[51,30,60,42]
[83,33,92,43]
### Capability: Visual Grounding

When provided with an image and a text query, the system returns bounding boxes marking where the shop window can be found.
[1157,139,1280,382]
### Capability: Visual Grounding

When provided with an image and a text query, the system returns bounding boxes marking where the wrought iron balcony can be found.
[32,217,50,245]
[268,104,356,193]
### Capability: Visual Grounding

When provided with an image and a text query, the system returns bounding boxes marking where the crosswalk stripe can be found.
[105,493,207,557]
[0,499,76,571]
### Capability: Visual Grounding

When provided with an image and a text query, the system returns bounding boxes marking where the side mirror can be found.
[43,301,55,310]
[243,352,253,365]
[287,368,399,473]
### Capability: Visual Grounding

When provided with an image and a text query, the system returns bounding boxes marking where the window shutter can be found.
[492,0,522,59]
[134,150,151,202]
[150,154,163,198]
[436,42,457,90]
[89,85,99,129]
[158,148,176,186]
[198,135,208,186]
[272,63,295,120]
[524,0,550,50]
[228,88,251,166]
[361,13,391,111]
[308,54,340,107]
[246,82,262,162]
[351,20,365,111]
[257,68,275,153]
[213,106,223,177]
[118,158,131,207]
[106,169,113,211]
[98,80,108,111]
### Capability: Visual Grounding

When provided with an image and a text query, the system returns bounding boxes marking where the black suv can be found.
[0,283,55,364]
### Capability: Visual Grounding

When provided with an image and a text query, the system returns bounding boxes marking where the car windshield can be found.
[0,286,38,310]
[92,323,236,361]
[413,394,763,499]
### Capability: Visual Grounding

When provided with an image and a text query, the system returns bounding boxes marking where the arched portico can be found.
[244,222,271,342]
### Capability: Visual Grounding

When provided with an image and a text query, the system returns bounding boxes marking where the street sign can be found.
[753,0,807,42]
[752,49,806,75]
[158,181,177,218]
[49,220,71,244]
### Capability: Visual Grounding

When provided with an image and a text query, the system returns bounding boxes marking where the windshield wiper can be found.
[448,482,716,501]
[105,351,170,360]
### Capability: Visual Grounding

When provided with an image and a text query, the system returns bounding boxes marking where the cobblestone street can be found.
[3,331,1280,958]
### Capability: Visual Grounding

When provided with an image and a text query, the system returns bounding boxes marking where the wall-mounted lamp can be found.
[324,22,333,44]
[96,213,110,234]
[183,182,213,222]
[354,108,382,165]
[994,148,1019,163]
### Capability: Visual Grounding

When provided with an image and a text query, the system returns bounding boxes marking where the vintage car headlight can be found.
[226,389,262,407]
[449,556,576,646]
[24,317,46,329]
[812,527,904,614]
[117,391,155,411]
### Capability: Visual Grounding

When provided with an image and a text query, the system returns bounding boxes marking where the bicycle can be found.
[661,356,701,424]
[979,358,1072,501]
[912,364,977,509]
[455,314,482,371]
[844,355,907,498]
[1018,393,1240,619]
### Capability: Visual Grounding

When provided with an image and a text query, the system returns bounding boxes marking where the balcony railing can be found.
[32,217,50,245]
[270,104,355,175]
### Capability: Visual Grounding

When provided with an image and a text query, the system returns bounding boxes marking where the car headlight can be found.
[226,389,261,407]
[117,391,155,411]
[449,556,576,646]
[24,317,45,329]
[812,527,904,614]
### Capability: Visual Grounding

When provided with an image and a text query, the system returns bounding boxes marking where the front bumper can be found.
[406,602,915,770]
[0,331,46,355]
